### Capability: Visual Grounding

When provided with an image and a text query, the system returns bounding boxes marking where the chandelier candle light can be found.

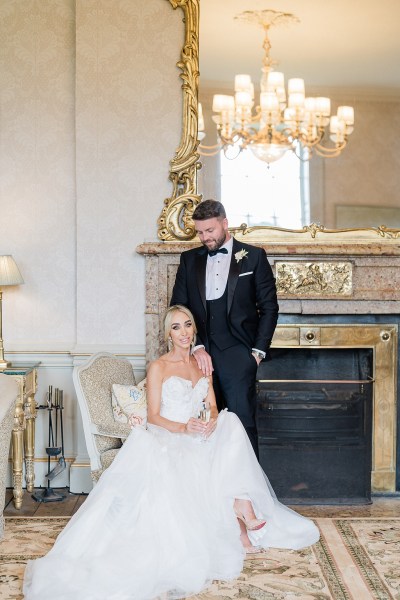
[199,9,355,163]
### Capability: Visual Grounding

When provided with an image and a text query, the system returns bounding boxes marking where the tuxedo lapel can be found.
[195,249,207,312]
[227,238,242,314]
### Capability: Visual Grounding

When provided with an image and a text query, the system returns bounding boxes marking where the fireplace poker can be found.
[47,388,66,481]
[32,386,65,503]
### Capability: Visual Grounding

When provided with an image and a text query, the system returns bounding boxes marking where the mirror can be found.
[198,0,400,232]
[157,0,400,242]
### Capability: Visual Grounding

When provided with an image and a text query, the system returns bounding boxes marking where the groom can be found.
[171,199,279,456]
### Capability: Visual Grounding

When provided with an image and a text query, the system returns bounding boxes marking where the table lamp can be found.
[0,255,24,370]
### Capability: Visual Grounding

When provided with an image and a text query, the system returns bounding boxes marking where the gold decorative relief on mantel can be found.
[157,0,202,241]
[276,262,352,296]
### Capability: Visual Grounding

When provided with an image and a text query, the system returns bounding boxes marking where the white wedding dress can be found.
[23,376,319,600]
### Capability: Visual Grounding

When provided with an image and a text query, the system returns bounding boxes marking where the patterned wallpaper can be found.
[75,0,182,346]
[0,0,182,349]
[0,0,76,347]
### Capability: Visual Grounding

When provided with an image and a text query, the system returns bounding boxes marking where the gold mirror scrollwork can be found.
[157,0,201,241]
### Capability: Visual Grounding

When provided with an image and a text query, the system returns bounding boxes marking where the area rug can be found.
[0,517,398,599]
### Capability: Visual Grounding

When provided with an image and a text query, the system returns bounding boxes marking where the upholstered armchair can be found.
[73,352,136,484]
[0,374,19,540]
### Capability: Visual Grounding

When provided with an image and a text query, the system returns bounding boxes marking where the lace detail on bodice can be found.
[160,376,209,423]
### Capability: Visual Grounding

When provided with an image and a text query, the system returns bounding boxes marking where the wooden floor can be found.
[3,488,87,517]
[4,487,400,518]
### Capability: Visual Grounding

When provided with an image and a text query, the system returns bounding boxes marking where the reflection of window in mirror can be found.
[220,147,310,229]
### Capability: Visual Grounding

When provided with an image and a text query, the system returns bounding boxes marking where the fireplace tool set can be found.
[33,386,66,503]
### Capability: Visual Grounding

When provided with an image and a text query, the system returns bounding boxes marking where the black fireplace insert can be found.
[257,348,373,504]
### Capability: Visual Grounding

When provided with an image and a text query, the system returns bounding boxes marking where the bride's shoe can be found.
[235,511,266,531]
[245,545,265,555]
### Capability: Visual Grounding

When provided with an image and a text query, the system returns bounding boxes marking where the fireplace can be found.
[267,323,398,496]
[257,347,373,504]
[136,231,400,496]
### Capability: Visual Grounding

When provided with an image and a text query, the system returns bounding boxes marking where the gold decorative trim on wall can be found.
[276,261,353,296]
[229,222,400,242]
[157,0,202,241]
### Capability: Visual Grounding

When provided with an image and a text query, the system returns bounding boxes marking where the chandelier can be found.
[198,9,355,163]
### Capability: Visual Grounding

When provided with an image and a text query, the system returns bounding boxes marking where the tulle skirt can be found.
[23,411,319,600]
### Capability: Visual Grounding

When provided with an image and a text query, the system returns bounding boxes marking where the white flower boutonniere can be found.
[235,249,248,263]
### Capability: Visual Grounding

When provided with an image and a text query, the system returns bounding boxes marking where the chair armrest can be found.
[90,422,131,440]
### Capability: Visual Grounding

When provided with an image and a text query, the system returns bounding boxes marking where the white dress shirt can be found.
[206,237,233,300]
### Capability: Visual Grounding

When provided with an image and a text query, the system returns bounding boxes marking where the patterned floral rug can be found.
[0,517,399,599]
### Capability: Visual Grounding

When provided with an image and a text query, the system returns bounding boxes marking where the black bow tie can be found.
[208,247,228,257]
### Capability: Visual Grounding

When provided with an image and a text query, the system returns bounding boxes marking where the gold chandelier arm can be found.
[313,140,348,158]
[296,127,325,147]
[198,142,223,157]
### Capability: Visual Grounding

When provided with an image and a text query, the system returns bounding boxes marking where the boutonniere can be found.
[235,249,248,263]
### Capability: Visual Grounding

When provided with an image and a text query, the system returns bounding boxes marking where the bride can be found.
[23,305,319,600]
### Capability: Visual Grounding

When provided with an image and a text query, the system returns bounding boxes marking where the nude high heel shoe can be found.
[235,510,266,531]
[245,545,266,555]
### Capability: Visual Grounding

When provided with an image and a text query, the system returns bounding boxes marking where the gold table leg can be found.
[8,367,39,508]
[24,395,36,493]
[12,405,25,510]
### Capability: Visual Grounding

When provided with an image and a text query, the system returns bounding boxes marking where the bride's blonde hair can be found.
[164,305,197,347]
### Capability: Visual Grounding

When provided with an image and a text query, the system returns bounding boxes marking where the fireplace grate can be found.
[257,348,373,504]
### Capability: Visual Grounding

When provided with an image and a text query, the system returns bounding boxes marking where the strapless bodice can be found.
[160,376,209,423]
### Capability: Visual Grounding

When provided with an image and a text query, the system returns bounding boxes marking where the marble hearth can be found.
[137,230,400,493]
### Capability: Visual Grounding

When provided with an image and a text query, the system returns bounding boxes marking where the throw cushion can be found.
[111,379,147,428]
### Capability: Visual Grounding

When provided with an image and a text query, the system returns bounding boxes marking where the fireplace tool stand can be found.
[33,386,66,503]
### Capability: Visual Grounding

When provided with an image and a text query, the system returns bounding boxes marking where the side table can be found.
[3,363,40,508]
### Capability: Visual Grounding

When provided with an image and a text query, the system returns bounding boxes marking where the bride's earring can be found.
[168,336,173,351]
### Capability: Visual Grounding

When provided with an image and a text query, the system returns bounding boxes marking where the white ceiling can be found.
[199,0,400,94]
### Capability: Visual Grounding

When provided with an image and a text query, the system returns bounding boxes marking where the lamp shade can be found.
[0,255,24,286]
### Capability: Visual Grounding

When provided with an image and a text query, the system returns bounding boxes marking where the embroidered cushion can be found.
[111,379,147,428]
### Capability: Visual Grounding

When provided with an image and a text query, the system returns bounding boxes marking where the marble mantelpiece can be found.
[137,238,400,348]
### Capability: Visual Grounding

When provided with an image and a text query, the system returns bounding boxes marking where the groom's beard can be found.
[202,231,228,252]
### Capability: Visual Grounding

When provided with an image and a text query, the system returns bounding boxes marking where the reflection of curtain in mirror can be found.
[218,148,310,228]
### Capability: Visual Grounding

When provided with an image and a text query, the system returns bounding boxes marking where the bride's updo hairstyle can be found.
[164,305,197,347]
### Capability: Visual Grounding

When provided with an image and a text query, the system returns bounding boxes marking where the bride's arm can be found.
[146,362,207,435]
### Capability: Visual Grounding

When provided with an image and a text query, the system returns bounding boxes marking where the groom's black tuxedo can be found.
[171,237,279,456]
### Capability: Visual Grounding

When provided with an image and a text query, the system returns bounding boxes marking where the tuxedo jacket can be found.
[170,238,279,357]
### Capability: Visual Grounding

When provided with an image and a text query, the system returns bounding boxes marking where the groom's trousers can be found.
[210,341,259,459]
[206,291,259,458]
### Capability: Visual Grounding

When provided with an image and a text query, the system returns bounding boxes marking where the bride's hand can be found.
[185,417,207,435]
[203,418,217,438]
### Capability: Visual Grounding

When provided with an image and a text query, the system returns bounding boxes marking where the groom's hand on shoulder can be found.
[192,347,214,377]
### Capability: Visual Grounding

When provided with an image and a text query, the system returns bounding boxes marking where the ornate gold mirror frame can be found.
[157,0,202,242]
[157,0,400,243]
